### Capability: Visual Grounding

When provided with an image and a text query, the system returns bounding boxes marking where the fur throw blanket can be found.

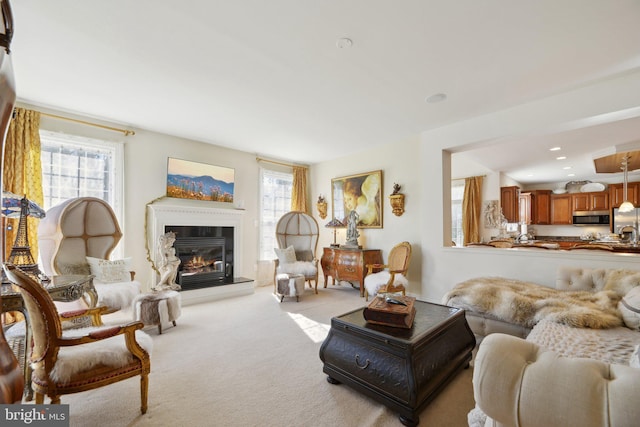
[443,277,623,329]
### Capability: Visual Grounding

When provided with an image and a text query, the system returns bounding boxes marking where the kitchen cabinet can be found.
[571,191,609,211]
[609,182,640,208]
[531,190,551,225]
[500,186,520,223]
[551,194,572,225]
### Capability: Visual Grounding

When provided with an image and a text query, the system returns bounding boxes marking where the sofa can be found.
[443,266,640,427]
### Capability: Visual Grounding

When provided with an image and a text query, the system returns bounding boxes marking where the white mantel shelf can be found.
[146,199,254,302]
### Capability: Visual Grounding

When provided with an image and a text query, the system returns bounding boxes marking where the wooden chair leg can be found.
[35,393,45,404]
[140,374,148,414]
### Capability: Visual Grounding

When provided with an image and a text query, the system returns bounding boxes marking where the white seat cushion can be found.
[276,261,317,277]
[51,326,152,383]
[95,280,141,311]
[364,271,408,296]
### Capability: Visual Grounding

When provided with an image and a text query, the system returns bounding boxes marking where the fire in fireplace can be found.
[165,226,234,290]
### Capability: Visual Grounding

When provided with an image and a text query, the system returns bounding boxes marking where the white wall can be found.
[20,68,640,301]
[310,135,423,292]
[420,69,640,303]
[21,102,260,292]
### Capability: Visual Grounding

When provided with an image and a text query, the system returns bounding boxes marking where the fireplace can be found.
[147,201,253,305]
[165,225,234,290]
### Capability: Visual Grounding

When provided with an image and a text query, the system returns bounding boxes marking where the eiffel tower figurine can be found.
[6,196,44,280]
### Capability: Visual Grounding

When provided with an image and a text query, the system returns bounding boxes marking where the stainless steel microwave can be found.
[572,210,610,226]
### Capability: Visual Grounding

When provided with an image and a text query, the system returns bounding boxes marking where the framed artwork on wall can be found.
[166,157,235,203]
[331,170,382,228]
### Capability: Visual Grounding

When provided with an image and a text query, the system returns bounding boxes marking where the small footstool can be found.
[275,273,305,302]
[133,290,181,334]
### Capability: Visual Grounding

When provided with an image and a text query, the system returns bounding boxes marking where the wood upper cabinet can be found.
[609,182,640,208]
[500,186,520,223]
[551,194,572,224]
[531,190,551,225]
[572,191,609,211]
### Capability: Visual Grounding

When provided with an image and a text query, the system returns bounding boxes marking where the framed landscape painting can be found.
[331,170,382,228]
[166,157,235,203]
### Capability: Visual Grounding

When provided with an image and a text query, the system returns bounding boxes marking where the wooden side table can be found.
[320,247,383,297]
[1,274,97,400]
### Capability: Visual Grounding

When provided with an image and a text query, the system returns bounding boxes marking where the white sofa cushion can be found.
[619,285,640,330]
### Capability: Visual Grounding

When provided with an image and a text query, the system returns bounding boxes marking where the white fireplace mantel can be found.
[146,200,253,304]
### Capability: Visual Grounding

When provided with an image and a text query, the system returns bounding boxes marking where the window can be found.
[259,167,293,260]
[39,130,124,253]
[451,180,464,246]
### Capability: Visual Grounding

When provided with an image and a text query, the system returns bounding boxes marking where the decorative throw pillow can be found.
[295,250,313,262]
[86,256,132,283]
[618,286,640,330]
[274,246,296,264]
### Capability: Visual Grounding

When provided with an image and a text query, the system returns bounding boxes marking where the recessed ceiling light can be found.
[556,156,566,160]
[336,37,353,49]
[425,93,447,104]
[568,173,576,177]
[563,166,572,170]
[549,147,561,151]
[527,173,534,177]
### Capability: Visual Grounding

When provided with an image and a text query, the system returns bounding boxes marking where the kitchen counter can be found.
[477,238,640,254]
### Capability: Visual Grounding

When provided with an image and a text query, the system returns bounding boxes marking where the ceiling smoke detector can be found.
[336,38,353,49]
[425,93,447,104]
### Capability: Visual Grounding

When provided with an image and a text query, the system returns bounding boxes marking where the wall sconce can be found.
[317,194,327,219]
[389,183,405,216]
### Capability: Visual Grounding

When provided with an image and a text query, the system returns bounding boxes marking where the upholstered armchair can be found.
[273,211,319,293]
[38,197,140,313]
[3,264,152,412]
[363,241,412,301]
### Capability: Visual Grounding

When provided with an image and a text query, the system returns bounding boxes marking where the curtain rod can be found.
[452,174,487,181]
[256,157,308,169]
[39,111,135,136]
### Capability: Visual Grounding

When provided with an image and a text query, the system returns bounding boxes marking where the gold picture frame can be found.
[331,170,383,228]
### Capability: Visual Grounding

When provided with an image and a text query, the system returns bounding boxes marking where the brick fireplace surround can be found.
[146,200,254,305]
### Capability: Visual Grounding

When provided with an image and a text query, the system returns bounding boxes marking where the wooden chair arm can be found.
[56,321,144,347]
[129,271,136,280]
[59,306,109,326]
[366,263,388,274]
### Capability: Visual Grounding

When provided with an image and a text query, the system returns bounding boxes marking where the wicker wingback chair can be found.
[274,211,320,293]
[2,264,151,412]
[363,241,412,301]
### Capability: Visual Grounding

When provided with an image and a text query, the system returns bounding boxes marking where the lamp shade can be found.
[1,191,45,218]
[619,201,635,213]
[325,218,345,228]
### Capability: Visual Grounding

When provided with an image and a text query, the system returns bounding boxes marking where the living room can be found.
[3,1,640,426]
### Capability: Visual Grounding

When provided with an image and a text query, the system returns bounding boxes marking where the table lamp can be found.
[2,191,46,280]
[325,218,345,248]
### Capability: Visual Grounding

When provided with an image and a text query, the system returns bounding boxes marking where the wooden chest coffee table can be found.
[319,300,475,426]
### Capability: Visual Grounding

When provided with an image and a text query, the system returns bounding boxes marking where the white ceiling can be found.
[9,1,640,181]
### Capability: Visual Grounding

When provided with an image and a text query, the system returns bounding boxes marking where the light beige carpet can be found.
[56,284,475,427]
